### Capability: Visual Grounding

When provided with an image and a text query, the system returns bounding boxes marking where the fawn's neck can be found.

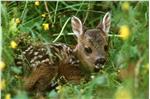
[73,44,91,74]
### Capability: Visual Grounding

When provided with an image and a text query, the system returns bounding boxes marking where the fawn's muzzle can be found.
[95,57,106,65]
[94,57,106,72]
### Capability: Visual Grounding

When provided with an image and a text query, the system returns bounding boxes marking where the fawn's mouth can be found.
[94,64,105,72]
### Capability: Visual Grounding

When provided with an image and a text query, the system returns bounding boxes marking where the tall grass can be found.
[1,1,148,99]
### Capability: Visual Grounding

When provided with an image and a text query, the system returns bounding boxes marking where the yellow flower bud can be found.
[41,14,46,18]
[119,25,130,40]
[0,61,5,71]
[0,79,6,90]
[35,1,40,6]
[42,23,49,31]
[115,87,132,99]
[10,41,17,49]
[121,2,130,11]
[56,85,63,93]
[15,18,21,24]
[56,85,62,90]
[91,75,95,79]
[5,93,11,99]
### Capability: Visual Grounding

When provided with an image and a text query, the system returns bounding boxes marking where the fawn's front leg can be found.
[58,63,86,84]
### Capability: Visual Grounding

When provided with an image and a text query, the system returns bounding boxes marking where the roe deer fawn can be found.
[14,12,111,93]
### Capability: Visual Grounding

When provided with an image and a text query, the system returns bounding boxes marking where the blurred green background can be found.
[1,1,148,99]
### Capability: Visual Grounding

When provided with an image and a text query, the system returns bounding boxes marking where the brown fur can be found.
[58,63,85,83]
[24,64,58,92]
[24,63,85,92]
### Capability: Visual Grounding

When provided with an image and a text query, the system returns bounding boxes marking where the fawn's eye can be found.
[104,45,108,51]
[84,47,92,54]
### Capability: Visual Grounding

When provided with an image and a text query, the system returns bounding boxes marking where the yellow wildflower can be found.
[15,75,21,79]
[56,85,63,93]
[42,23,49,31]
[115,87,132,99]
[15,18,21,24]
[56,85,61,90]
[5,93,11,99]
[10,41,17,49]
[117,69,120,73]
[0,79,6,90]
[91,75,95,79]
[119,25,130,40]
[80,89,84,93]
[0,61,5,71]
[41,13,46,18]
[121,2,130,11]
[35,1,40,6]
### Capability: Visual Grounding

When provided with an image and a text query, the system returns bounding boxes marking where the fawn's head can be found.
[71,12,111,72]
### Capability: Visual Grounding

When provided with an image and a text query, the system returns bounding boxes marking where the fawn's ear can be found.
[71,16,83,37]
[97,12,111,34]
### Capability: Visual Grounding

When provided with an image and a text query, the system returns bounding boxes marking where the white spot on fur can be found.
[28,49,34,55]
[38,55,43,58]
[34,52,39,55]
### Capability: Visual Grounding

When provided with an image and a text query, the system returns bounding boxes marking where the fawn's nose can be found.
[95,57,106,65]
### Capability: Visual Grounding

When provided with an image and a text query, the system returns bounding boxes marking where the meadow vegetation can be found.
[1,1,148,99]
